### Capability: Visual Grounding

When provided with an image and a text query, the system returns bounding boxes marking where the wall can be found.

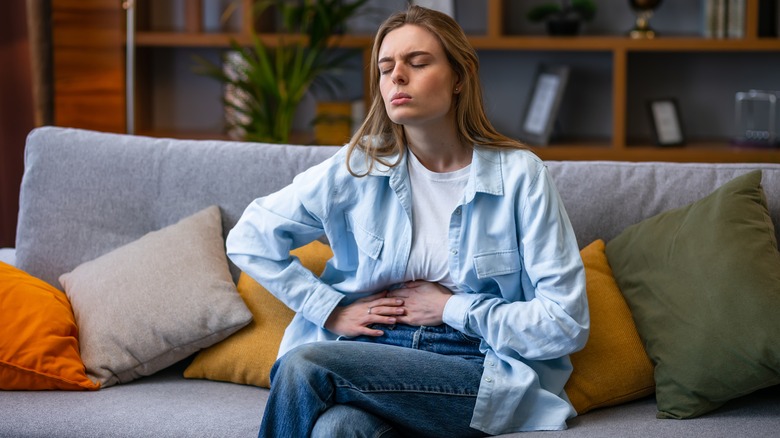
[0,0,35,248]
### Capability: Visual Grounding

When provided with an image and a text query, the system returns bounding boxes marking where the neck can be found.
[404,118,472,173]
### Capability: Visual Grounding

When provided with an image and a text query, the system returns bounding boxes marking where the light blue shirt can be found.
[226,145,589,435]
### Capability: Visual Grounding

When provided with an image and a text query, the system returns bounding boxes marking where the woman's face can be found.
[377,24,459,129]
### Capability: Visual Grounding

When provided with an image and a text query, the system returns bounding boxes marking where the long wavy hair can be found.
[346,5,524,176]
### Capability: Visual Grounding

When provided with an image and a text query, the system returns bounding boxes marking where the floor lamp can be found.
[123,0,136,135]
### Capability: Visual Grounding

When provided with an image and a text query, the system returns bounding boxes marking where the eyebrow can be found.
[378,51,433,65]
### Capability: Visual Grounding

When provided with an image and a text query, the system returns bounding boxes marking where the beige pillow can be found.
[59,206,252,387]
[184,241,332,388]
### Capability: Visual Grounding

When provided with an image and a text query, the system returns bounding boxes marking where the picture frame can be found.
[413,0,455,17]
[647,98,685,146]
[518,65,570,146]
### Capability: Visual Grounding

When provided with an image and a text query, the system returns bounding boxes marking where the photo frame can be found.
[413,0,455,17]
[519,65,570,146]
[647,98,685,146]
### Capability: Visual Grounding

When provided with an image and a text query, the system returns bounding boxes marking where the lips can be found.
[390,92,412,105]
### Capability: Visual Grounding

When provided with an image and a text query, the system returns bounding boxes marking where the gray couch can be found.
[2,126,779,438]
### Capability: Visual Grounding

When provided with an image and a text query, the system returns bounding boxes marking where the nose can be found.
[391,65,407,85]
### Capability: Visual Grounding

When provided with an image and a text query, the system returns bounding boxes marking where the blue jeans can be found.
[258,324,487,438]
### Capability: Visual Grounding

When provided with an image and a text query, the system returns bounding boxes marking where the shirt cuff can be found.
[302,283,345,328]
[442,293,480,334]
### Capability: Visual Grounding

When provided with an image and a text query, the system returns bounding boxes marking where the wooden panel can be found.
[0,0,35,247]
[52,0,124,133]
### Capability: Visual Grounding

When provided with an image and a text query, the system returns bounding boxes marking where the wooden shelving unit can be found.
[123,0,780,162]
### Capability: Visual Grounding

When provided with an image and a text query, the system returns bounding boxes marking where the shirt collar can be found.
[468,146,504,200]
[350,144,505,199]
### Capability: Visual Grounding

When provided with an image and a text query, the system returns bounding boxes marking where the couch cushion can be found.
[606,170,780,419]
[0,262,99,391]
[0,363,267,438]
[59,206,252,387]
[565,240,654,414]
[185,241,333,388]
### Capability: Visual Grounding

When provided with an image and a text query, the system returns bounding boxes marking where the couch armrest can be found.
[0,248,16,266]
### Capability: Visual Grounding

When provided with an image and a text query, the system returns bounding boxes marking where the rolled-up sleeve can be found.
[226,170,345,328]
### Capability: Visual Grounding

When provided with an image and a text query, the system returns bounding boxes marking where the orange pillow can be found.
[564,240,654,414]
[0,261,99,390]
[184,241,333,388]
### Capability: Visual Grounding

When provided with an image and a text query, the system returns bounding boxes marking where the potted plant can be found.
[194,0,369,143]
[527,0,597,36]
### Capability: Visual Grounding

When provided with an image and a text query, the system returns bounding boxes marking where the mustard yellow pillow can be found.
[0,261,99,391]
[564,239,655,414]
[184,241,333,388]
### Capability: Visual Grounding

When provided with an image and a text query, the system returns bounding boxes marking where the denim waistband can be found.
[345,323,485,360]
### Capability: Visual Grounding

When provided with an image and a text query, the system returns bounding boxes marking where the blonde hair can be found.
[346,5,524,176]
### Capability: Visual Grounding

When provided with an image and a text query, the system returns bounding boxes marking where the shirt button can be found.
[451,249,458,255]
[487,360,494,367]
[454,207,462,215]
[484,376,493,383]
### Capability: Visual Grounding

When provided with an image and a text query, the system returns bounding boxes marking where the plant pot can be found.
[546,19,581,36]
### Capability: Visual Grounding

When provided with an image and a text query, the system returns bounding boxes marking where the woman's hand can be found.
[324,291,405,338]
[387,281,453,327]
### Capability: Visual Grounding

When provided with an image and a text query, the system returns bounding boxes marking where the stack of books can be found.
[702,0,745,38]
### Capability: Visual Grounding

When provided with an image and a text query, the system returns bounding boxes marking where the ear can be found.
[453,73,463,94]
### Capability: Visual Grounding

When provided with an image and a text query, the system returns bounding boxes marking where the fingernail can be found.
[396,299,403,304]
[388,318,396,323]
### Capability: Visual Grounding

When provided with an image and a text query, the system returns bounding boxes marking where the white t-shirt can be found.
[403,150,470,292]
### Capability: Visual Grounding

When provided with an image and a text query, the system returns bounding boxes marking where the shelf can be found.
[135,128,780,164]
[533,145,780,163]
[62,0,780,164]
[135,32,374,48]
[136,32,780,52]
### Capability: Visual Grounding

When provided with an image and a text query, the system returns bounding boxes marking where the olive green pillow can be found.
[605,170,780,419]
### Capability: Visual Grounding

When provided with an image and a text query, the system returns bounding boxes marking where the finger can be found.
[356,291,388,303]
[370,297,404,308]
[386,290,409,299]
[357,326,385,337]
[368,305,404,317]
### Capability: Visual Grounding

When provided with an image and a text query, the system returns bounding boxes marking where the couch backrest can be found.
[545,160,780,248]
[15,127,780,288]
[15,127,340,287]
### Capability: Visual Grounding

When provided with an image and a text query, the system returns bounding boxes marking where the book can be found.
[702,0,727,38]
[727,0,746,38]
[758,0,778,37]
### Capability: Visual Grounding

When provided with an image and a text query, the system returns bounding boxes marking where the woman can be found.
[226,5,589,437]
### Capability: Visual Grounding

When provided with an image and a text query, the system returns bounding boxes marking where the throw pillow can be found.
[184,240,333,388]
[564,240,655,414]
[0,261,99,390]
[605,170,780,419]
[59,206,252,387]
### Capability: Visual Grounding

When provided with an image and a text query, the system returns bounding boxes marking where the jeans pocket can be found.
[456,331,482,345]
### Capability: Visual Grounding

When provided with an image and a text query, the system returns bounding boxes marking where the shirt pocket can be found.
[345,212,384,260]
[473,249,521,279]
